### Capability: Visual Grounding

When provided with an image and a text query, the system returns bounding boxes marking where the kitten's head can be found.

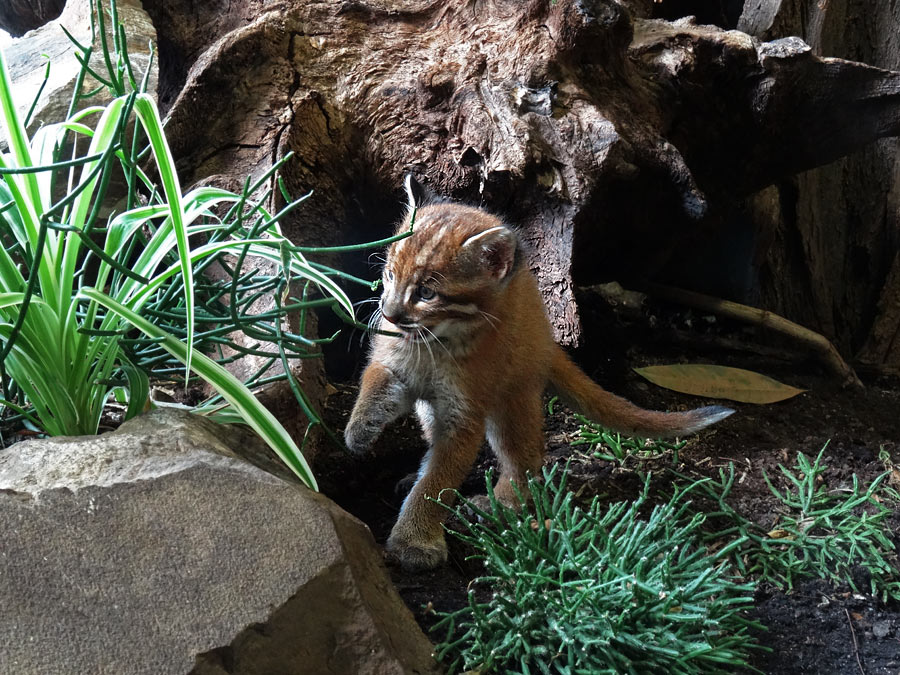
[378,175,519,342]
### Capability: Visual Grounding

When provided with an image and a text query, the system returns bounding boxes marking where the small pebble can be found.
[872,619,892,639]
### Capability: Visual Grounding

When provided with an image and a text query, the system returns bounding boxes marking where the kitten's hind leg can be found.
[486,391,546,507]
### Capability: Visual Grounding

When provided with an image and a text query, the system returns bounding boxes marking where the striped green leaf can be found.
[80,287,318,490]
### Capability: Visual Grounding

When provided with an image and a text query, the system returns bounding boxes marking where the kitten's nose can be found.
[381,299,404,325]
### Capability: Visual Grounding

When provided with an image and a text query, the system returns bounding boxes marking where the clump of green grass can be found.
[682,445,900,602]
[432,465,762,674]
[571,406,900,601]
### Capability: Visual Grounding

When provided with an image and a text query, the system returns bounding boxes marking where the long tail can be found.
[548,346,733,438]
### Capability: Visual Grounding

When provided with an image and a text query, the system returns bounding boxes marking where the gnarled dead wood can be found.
[136,0,900,355]
[641,281,863,389]
[736,0,900,371]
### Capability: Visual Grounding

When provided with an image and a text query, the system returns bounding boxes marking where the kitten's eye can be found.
[416,284,436,301]
[385,268,394,282]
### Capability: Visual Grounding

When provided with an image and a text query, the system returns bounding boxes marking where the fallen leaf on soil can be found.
[767,529,794,539]
[633,364,806,404]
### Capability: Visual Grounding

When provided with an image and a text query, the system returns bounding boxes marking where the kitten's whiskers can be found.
[418,327,437,369]
[480,310,500,331]
[422,325,458,366]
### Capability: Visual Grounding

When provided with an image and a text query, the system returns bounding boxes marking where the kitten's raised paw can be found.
[343,420,380,454]
[385,533,447,572]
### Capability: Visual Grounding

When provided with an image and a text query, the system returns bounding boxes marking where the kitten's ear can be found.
[462,226,517,280]
[404,174,430,211]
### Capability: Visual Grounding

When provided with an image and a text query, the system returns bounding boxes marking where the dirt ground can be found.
[320,300,900,674]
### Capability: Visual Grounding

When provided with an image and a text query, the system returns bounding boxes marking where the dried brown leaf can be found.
[634,364,806,404]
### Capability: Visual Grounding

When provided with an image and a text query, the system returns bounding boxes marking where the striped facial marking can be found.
[381,203,513,338]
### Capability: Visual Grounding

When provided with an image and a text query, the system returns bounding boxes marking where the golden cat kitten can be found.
[345,176,733,571]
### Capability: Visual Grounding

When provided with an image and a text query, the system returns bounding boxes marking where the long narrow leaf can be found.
[60,95,129,272]
[0,49,42,211]
[243,242,355,319]
[0,153,58,306]
[119,354,150,421]
[132,94,194,377]
[79,287,317,490]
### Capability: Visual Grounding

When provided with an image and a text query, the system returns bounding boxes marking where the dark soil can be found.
[319,300,900,674]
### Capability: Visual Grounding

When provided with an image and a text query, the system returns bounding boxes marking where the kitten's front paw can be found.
[386,531,447,572]
[343,418,382,454]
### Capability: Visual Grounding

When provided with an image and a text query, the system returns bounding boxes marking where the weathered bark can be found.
[140,0,900,353]
[736,0,900,367]
[0,0,65,37]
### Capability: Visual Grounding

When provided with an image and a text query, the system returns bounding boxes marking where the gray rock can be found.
[0,409,440,675]
[5,0,157,135]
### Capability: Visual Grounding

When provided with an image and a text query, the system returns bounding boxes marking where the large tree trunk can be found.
[737,0,900,371]
[119,0,900,360]
[0,0,65,37]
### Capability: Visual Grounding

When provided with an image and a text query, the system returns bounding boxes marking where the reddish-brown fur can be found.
[344,178,732,571]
